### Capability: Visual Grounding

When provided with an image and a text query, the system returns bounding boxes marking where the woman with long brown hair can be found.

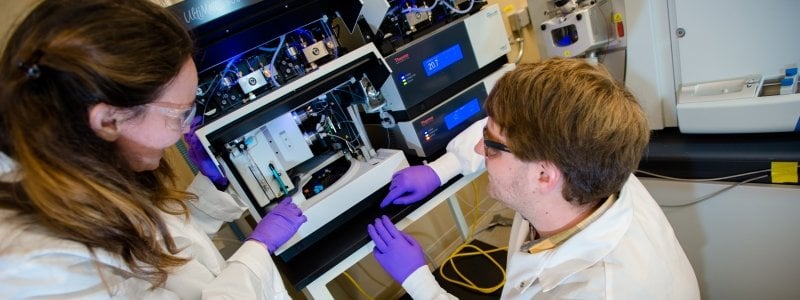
[0,0,305,298]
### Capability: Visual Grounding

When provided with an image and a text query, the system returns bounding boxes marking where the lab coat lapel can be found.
[538,184,634,292]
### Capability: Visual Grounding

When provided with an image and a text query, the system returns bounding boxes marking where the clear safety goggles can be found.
[145,102,197,130]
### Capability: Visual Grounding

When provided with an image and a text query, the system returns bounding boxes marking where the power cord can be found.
[472,214,513,238]
[656,174,769,208]
[342,271,375,300]
[512,37,524,64]
[437,181,507,294]
[636,169,771,182]
[635,165,798,208]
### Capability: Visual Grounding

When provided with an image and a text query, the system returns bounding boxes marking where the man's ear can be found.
[536,161,562,193]
[88,103,122,142]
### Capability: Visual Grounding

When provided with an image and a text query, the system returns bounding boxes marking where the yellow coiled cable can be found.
[437,181,507,294]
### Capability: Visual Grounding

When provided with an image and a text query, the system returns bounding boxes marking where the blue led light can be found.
[557,34,573,46]
[422,44,464,77]
[444,98,480,130]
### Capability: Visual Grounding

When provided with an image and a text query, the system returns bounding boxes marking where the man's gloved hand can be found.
[249,197,307,253]
[184,116,228,190]
[367,215,426,284]
[380,165,441,208]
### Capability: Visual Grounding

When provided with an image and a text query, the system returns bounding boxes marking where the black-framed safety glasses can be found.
[482,126,512,157]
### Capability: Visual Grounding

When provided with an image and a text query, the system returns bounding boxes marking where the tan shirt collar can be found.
[521,193,618,254]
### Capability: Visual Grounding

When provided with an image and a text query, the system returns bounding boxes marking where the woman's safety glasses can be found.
[146,102,197,131]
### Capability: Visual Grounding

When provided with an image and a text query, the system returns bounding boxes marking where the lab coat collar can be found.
[522,194,617,254]
[536,175,636,292]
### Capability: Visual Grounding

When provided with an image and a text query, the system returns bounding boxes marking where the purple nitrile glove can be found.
[367,215,427,284]
[249,197,307,253]
[380,165,441,208]
[184,116,228,190]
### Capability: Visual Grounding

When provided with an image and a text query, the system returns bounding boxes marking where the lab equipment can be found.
[527,0,800,133]
[781,67,798,95]
[779,77,795,96]
[364,5,509,158]
[678,75,762,103]
[386,63,514,158]
[528,0,627,85]
[172,0,407,263]
[169,0,504,290]
[538,1,612,59]
[368,0,488,54]
[195,44,410,260]
[168,0,358,124]
[676,72,800,133]
[191,16,344,123]
[378,5,509,118]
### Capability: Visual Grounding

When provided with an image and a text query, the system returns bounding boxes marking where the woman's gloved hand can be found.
[184,116,229,190]
[367,215,427,284]
[249,197,307,253]
[380,165,441,208]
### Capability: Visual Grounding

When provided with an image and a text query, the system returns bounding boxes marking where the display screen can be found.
[444,98,480,130]
[552,24,579,47]
[422,44,464,77]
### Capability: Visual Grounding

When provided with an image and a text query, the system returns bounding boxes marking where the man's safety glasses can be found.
[482,127,511,157]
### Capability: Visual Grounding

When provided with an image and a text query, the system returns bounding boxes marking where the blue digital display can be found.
[422,44,464,77]
[444,98,480,130]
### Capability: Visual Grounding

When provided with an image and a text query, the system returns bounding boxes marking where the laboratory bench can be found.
[638,128,800,299]
[638,127,800,184]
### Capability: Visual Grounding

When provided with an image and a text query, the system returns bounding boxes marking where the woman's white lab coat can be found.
[399,117,701,299]
[0,153,291,299]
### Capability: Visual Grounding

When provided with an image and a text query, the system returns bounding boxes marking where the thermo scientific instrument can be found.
[168,0,505,289]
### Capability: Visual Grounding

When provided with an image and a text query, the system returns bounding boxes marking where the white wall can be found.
[641,178,800,300]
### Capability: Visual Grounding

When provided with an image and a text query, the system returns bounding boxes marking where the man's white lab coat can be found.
[400,118,700,299]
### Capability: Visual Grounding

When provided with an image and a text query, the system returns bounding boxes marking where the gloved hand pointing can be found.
[380,165,441,208]
[184,116,229,190]
[249,197,307,253]
[367,215,427,284]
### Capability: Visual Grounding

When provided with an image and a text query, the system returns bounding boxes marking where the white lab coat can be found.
[426,117,487,183]
[401,118,701,299]
[0,152,291,299]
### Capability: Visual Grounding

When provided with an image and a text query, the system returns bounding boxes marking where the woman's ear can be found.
[88,103,122,142]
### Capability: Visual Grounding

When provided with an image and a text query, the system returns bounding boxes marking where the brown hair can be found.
[485,58,650,205]
[0,0,195,287]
